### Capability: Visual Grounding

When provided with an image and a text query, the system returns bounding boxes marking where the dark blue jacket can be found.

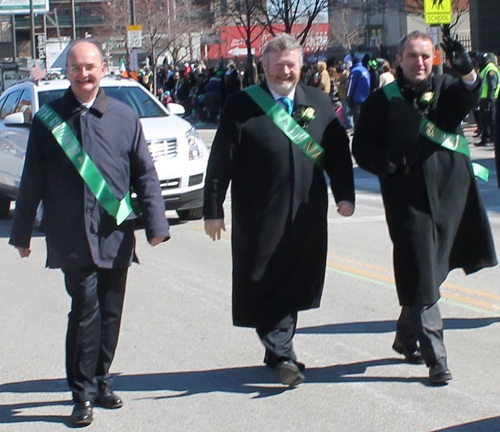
[10,88,170,269]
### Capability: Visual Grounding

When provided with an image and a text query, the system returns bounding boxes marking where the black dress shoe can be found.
[392,340,425,365]
[474,140,491,147]
[96,389,123,409]
[276,360,305,387]
[429,359,452,385]
[71,401,93,426]
[264,357,305,372]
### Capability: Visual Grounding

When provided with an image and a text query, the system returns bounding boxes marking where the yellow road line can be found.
[191,224,500,312]
[326,257,500,312]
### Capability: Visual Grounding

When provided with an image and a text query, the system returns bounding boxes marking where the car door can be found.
[0,87,32,197]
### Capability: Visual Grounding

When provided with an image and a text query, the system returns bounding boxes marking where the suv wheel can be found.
[177,207,203,220]
[0,196,11,219]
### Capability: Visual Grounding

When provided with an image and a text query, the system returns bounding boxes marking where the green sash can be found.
[383,81,489,182]
[37,104,133,225]
[244,85,326,169]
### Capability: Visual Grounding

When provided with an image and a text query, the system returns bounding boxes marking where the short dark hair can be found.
[398,31,435,57]
[66,39,104,66]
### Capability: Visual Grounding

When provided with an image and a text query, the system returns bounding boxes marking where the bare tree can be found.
[261,0,329,45]
[213,0,266,85]
[96,0,130,51]
[329,1,365,51]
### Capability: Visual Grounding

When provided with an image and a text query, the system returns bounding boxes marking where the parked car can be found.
[0,76,208,221]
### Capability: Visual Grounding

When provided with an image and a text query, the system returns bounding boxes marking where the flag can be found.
[30,65,47,81]
[119,58,128,78]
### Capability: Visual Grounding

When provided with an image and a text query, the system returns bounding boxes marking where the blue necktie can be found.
[279,97,293,115]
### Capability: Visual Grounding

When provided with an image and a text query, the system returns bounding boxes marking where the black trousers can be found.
[63,266,128,403]
[395,302,446,366]
[351,101,364,128]
[256,312,298,367]
[479,98,496,143]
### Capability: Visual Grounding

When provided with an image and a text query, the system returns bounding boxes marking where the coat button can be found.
[86,209,91,213]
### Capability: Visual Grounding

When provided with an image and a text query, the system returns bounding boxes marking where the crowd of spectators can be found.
[137,54,396,128]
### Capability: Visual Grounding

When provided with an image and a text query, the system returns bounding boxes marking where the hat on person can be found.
[352,54,363,64]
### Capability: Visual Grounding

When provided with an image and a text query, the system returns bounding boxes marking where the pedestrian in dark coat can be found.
[9,40,170,426]
[352,31,497,385]
[203,34,355,387]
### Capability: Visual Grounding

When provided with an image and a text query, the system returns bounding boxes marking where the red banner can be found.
[204,24,329,60]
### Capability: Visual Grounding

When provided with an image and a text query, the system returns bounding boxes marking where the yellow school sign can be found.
[424,0,452,25]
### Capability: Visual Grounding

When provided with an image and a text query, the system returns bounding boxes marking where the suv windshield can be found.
[38,86,167,118]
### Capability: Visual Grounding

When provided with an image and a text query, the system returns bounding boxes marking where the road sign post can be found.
[127,25,143,49]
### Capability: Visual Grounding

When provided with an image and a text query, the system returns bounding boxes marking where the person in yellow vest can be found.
[474,52,500,147]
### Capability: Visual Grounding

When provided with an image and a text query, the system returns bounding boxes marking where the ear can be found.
[396,54,402,64]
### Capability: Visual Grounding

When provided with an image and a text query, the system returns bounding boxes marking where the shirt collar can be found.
[77,97,96,109]
[266,83,296,102]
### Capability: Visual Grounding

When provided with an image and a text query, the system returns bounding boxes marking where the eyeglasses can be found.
[68,64,102,74]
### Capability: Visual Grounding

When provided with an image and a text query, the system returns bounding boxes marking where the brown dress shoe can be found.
[276,360,305,387]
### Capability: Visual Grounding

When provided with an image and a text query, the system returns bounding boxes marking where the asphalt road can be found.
[2,127,500,431]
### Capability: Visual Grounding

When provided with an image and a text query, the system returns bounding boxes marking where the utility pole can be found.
[70,0,76,39]
[11,15,17,62]
[30,0,36,58]
[130,0,136,25]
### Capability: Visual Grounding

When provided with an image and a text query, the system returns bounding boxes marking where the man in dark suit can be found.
[352,32,496,385]
[9,40,170,426]
[203,34,355,387]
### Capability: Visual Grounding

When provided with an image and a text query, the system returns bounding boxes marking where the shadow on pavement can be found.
[0,357,427,425]
[431,416,500,432]
[297,317,500,334]
[0,399,72,427]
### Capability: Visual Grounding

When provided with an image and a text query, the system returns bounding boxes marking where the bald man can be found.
[10,40,170,425]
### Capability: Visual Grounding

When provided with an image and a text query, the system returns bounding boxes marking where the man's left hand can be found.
[337,201,355,217]
[149,237,166,246]
[440,36,474,76]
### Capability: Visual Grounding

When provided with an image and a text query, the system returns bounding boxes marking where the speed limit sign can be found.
[127,25,143,48]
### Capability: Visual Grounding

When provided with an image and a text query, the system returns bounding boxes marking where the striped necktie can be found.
[279,97,293,115]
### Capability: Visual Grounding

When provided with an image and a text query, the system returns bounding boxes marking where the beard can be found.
[268,78,297,95]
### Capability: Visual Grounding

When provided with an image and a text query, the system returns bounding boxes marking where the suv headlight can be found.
[186,126,204,160]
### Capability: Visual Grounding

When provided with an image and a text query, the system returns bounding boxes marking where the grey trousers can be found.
[256,312,298,367]
[395,302,446,366]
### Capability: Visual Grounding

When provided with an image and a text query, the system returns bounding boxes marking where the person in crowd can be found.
[316,61,331,95]
[9,40,170,425]
[352,32,497,386]
[203,34,355,388]
[336,63,354,131]
[474,52,499,147]
[204,68,222,124]
[347,54,370,127]
[377,59,395,87]
[365,57,380,92]
[225,61,241,99]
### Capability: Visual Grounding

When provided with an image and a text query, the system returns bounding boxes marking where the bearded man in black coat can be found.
[204,34,355,387]
[353,31,497,385]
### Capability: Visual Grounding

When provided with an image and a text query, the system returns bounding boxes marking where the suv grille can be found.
[147,138,178,161]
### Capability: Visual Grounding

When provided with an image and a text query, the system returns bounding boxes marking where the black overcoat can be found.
[10,88,170,269]
[204,82,355,328]
[352,73,497,306]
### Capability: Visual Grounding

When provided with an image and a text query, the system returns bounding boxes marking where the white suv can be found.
[0,77,208,220]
